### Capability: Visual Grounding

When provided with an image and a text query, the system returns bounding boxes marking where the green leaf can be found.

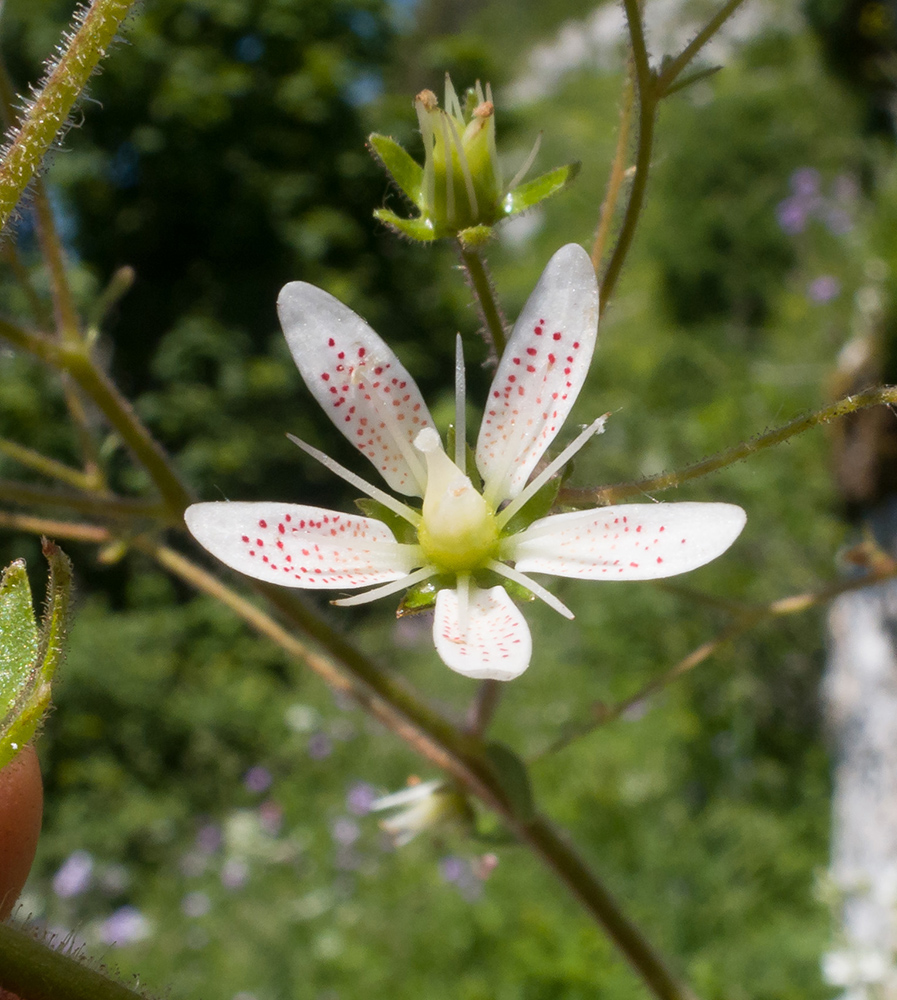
[0,541,73,769]
[368,134,424,205]
[373,208,439,243]
[354,497,418,544]
[396,580,439,616]
[500,473,563,537]
[503,161,581,217]
[485,741,535,822]
[661,64,723,98]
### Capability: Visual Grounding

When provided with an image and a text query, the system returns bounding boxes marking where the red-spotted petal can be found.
[433,585,532,680]
[185,502,417,588]
[511,503,746,580]
[476,244,599,504]
[277,283,434,497]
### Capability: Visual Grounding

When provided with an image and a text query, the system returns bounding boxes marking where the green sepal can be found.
[368,133,424,205]
[0,541,73,770]
[354,497,418,545]
[396,580,439,616]
[500,473,563,537]
[457,224,494,248]
[373,208,439,243]
[485,741,535,822]
[503,161,581,218]
[474,569,534,603]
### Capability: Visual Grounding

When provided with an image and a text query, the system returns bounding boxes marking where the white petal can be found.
[185,502,416,589]
[512,502,746,580]
[433,585,532,681]
[277,282,434,497]
[369,780,444,812]
[476,244,599,504]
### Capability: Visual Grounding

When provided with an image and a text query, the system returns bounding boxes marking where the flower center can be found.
[414,428,499,573]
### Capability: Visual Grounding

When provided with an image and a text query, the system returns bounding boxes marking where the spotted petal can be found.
[277,283,434,497]
[511,502,746,581]
[433,585,532,681]
[185,502,417,589]
[476,243,599,505]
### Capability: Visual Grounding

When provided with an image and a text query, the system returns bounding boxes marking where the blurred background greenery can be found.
[2,0,896,997]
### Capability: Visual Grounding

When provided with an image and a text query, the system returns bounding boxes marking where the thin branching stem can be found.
[560,386,897,507]
[0,438,96,491]
[0,508,112,543]
[656,0,749,95]
[0,478,168,520]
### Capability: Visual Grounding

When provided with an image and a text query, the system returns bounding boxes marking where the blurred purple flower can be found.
[776,197,808,235]
[243,766,273,794]
[308,732,332,760]
[258,799,283,835]
[346,781,377,816]
[221,857,250,890]
[833,173,859,203]
[100,905,152,946]
[52,850,94,898]
[808,275,841,303]
[196,823,222,855]
[331,817,360,847]
[182,891,211,918]
[439,856,466,883]
[438,856,483,902]
[791,167,820,197]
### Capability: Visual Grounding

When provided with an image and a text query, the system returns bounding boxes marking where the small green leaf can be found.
[373,208,439,243]
[397,580,439,616]
[0,541,73,769]
[485,741,535,822]
[503,162,581,217]
[368,134,424,205]
[501,473,563,537]
[661,64,722,98]
[354,497,418,544]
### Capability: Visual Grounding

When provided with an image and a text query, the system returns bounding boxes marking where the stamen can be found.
[288,434,422,527]
[455,334,466,469]
[446,114,478,219]
[496,415,608,530]
[507,132,543,192]
[332,565,436,607]
[445,73,463,120]
[456,572,470,636]
[487,559,574,620]
[440,113,456,225]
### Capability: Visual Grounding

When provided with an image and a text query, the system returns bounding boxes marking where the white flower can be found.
[369,781,472,846]
[185,244,746,681]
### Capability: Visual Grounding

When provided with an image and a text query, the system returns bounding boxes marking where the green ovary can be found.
[415,429,500,573]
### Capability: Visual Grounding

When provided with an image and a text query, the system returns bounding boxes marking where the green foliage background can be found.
[1,0,895,997]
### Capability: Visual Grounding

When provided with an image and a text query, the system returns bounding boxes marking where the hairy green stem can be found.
[0,0,137,231]
[599,0,656,315]
[0,478,168,521]
[560,386,897,507]
[0,438,95,491]
[459,244,507,360]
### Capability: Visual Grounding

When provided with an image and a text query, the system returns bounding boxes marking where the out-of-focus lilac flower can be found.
[346,781,377,816]
[258,800,283,835]
[331,817,360,847]
[52,850,94,898]
[438,856,483,901]
[776,197,808,235]
[182,891,211,918]
[308,732,332,760]
[100,905,152,946]
[791,167,821,197]
[808,275,841,303]
[243,766,273,794]
[196,823,222,855]
[221,857,250,890]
